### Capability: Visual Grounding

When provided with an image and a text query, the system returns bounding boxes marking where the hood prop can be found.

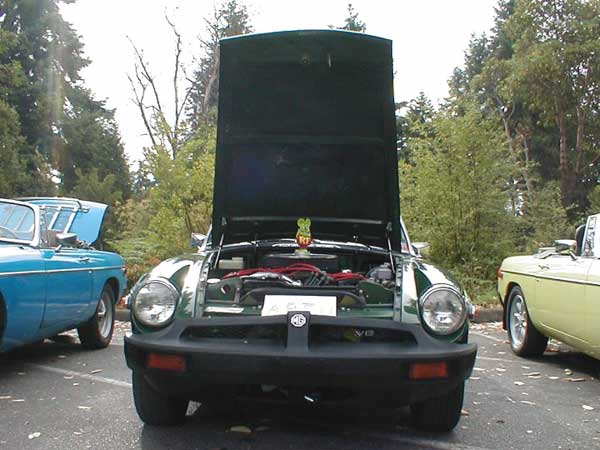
[386,222,395,272]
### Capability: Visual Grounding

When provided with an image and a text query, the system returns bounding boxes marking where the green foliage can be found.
[588,185,600,214]
[339,4,367,32]
[518,181,572,252]
[0,99,25,196]
[187,0,253,129]
[70,168,123,205]
[0,0,130,199]
[401,101,515,295]
[61,90,130,196]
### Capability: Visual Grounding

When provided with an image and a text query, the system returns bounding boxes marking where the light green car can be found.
[498,214,600,359]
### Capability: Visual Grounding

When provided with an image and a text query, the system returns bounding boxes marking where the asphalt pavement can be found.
[1,321,599,450]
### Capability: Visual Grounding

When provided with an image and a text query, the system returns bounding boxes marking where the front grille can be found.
[182,324,287,345]
[309,325,415,345]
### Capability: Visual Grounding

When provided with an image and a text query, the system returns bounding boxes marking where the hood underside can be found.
[212,30,401,250]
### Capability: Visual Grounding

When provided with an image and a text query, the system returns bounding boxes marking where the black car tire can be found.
[410,381,464,432]
[78,284,115,350]
[507,286,548,357]
[132,371,189,426]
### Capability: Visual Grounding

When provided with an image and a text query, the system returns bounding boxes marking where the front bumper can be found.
[125,313,477,404]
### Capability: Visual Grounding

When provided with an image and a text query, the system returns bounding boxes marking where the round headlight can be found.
[419,285,467,335]
[132,279,178,327]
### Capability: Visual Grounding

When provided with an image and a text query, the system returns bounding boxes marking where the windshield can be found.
[0,202,36,242]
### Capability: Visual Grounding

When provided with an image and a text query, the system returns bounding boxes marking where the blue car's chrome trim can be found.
[0,199,40,247]
[0,266,124,278]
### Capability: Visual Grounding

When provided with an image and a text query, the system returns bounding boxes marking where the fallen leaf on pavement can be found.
[523,372,540,377]
[526,430,533,434]
[564,369,573,376]
[77,406,91,410]
[566,378,585,382]
[90,369,103,374]
[514,381,525,386]
[12,399,25,402]
[461,409,469,416]
[0,396,11,400]
[582,405,594,411]
[507,397,516,404]
[521,400,536,406]
[230,425,252,434]
[495,368,507,372]
[548,376,560,380]
[28,432,41,440]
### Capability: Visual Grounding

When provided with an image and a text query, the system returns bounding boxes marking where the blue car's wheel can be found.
[78,284,115,349]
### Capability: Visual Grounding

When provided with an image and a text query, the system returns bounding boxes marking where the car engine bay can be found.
[205,250,396,307]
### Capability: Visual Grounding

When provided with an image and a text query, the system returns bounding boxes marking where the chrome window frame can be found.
[0,199,41,247]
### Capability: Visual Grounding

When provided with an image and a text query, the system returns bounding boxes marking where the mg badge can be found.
[290,313,307,328]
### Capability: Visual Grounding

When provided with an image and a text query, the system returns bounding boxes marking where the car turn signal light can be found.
[409,362,448,380]
[146,353,186,372]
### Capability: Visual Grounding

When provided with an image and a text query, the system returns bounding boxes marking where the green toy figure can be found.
[296,218,312,254]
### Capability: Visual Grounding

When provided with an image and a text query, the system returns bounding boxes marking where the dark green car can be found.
[124,30,476,432]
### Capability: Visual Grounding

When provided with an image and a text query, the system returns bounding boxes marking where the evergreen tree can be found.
[329,3,367,32]
[187,0,253,130]
[0,0,131,199]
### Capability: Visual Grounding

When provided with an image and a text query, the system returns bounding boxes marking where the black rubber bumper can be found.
[124,313,477,404]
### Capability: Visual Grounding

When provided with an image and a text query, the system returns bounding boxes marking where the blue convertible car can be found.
[0,197,127,352]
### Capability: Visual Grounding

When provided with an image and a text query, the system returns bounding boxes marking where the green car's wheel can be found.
[78,284,115,350]
[410,381,464,432]
[132,371,189,426]
[507,286,547,357]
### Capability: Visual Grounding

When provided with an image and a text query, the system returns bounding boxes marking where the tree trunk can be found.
[555,103,575,207]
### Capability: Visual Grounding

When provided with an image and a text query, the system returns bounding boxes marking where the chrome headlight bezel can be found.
[418,284,467,336]
[131,278,179,328]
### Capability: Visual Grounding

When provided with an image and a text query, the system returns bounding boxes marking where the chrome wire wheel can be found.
[97,291,113,339]
[509,293,527,350]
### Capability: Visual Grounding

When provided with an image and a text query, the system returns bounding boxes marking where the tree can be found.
[401,101,514,293]
[397,92,436,163]
[0,99,25,196]
[60,90,130,196]
[506,0,600,211]
[330,3,367,32]
[0,0,130,197]
[187,0,253,130]
[128,16,194,160]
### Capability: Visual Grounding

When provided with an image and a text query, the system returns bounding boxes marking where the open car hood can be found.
[212,30,402,250]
